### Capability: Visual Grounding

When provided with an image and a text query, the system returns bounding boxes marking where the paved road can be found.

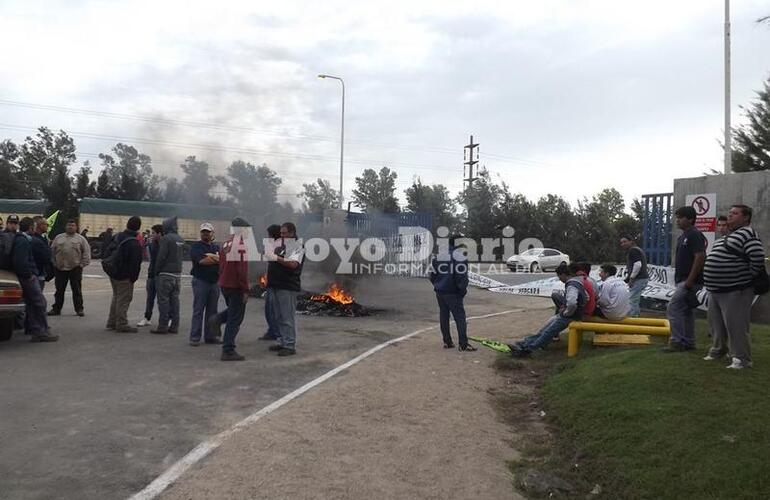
[0,265,541,500]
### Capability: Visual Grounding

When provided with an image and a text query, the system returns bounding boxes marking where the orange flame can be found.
[311,283,354,305]
[259,274,267,288]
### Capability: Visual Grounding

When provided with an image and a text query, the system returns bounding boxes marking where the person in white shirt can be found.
[596,264,630,321]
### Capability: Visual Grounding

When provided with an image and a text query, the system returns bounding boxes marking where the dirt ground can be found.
[162,297,552,500]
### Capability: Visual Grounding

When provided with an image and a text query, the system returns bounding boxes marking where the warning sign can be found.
[685,193,717,252]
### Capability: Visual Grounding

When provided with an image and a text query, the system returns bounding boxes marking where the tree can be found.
[42,164,77,216]
[456,168,503,241]
[300,178,340,213]
[731,78,770,172]
[219,161,282,226]
[179,156,218,204]
[95,169,116,199]
[404,178,457,230]
[0,140,29,198]
[351,167,399,213]
[162,178,185,203]
[72,162,97,200]
[15,127,77,204]
[98,143,158,200]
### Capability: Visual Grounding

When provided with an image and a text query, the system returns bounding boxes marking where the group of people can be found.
[3,213,306,361]
[429,203,766,370]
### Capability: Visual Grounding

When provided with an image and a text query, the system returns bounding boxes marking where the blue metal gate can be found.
[641,192,673,266]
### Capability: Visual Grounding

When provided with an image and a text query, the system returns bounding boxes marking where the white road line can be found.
[127,307,525,500]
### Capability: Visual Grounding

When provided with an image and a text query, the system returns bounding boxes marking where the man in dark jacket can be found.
[152,216,185,334]
[13,218,56,342]
[429,236,474,351]
[106,217,143,333]
[30,216,52,291]
[138,224,162,327]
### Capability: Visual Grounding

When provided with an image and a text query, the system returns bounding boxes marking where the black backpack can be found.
[101,237,132,279]
[724,236,770,295]
[0,232,15,270]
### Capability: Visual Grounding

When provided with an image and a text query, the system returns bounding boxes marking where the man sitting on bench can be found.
[595,264,631,321]
[509,263,588,357]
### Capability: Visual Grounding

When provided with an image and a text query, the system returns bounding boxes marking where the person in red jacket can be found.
[208,217,251,361]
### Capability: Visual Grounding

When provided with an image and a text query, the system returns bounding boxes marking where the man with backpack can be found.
[103,217,143,333]
[703,204,767,369]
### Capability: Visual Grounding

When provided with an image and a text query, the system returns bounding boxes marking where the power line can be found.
[0,98,556,168]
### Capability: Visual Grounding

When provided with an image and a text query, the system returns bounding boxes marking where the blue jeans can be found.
[144,277,156,320]
[667,282,700,348]
[436,292,467,347]
[219,287,246,353]
[517,314,572,352]
[264,288,280,339]
[190,277,220,340]
[628,278,648,317]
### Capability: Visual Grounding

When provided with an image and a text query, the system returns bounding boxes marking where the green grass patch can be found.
[539,320,770,499]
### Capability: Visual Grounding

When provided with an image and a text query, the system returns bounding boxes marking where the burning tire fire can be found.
[297,283,373,317]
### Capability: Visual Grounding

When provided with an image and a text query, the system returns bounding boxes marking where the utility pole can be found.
[724,0,732,174]
[463,135,479,188]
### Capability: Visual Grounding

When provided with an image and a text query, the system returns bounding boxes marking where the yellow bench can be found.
[567,316,671,357]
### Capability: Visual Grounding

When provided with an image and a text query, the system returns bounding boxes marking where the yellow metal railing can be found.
[567,316,671,357]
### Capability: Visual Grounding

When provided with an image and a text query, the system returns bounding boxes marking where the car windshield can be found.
[521,248,543,256]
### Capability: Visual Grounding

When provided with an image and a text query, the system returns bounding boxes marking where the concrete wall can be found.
[673,171,770,323]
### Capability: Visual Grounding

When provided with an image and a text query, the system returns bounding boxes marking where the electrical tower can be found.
[463,134,479,189]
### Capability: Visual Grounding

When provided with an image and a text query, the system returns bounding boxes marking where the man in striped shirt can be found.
[703,204,766,369]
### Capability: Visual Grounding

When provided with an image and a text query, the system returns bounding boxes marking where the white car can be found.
[506,248,570,273]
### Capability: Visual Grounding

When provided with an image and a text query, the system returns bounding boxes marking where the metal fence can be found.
[641,192,673,266]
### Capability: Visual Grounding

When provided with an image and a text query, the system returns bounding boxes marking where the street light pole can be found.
[724,0,732,174]
[318,74,345,208]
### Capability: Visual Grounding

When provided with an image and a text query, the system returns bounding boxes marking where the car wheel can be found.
[530,262,540,273]
[0,317,13,342]
[560,261,566,267]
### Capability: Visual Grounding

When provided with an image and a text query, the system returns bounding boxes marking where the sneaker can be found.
[76,310,85,317]
[30,332,59,342]
[47,309,61,316]
[661,342,688,353]
[137,318,151,327]
[207,315,222,338]
[277,347,296,357]
[116,326,138,333]
[190,338,201,346]
[268,344,283,352]
[221,351,245,361]
[727,358,753,369]
[703,352,727,361]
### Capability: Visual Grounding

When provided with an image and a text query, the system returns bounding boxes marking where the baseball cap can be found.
[6,214,19,224]
[200,222,214,232]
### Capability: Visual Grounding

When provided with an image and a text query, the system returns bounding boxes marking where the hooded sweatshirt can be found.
[155,217,185,275]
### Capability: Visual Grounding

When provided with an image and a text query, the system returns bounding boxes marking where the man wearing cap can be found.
[49,219,91,317]
[4,214,19,233]
[209,217,252,361]
[188,222,221,346]
[152,216,184,334]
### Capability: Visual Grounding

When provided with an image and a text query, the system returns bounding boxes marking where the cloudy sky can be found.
[1,0,769,208]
